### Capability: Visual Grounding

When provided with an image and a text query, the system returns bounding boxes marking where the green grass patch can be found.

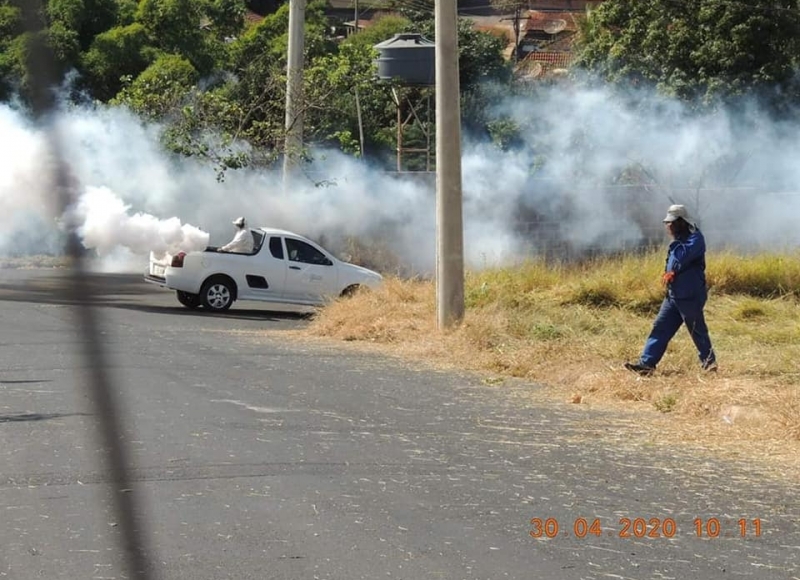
[654,394,678,413]
[566,284,621,308]
[732,299,768,320]
[709,252,800,298]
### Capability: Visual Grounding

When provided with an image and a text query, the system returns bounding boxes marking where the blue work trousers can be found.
[640,296,715,368]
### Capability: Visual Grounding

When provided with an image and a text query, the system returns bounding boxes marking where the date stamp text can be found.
[529,517,763,539]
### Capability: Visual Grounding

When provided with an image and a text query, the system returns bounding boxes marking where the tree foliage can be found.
[113,53,198,119]
[135,0,215,73]
[413,17,511,138]
[304,14,410,156]
[81,23,156,100]
[0,0,515,172]
[576,0,800,109]
[0,32,33,99]
[47,0,118,50]
[202,0,246,41]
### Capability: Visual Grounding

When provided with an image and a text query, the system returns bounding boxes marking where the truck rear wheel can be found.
[200,277,235,311]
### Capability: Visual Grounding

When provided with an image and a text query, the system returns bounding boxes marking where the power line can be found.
[391,0,435,14]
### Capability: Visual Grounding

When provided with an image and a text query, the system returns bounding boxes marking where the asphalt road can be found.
[0,269,798,580]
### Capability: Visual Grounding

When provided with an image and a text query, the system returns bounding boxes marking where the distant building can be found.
[519,10,580,54]
[523,0,603,10]
[513,1,607,80]
[327,0,391,23]
[342,18,374,36]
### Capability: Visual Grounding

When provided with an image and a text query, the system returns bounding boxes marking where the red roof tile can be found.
[245,10,265,24]
[518,51,575,77]
[525,0,605,9]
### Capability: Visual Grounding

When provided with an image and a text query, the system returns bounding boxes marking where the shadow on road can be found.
[0,379,54,384]
[0,272,154,305]
[0,412,92,423]
[0,271,316,322]
[110,302,315,322]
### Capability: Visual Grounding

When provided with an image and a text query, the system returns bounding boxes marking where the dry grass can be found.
[298,251,800,474]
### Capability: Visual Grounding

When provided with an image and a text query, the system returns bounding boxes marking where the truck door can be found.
[282,237,337,303]
[238,235,288,301]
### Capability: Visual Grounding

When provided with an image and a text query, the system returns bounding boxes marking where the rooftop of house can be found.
[343,19,374,29]
[521,0,605,10]
[524,10,581,34]
[245,10,265,24]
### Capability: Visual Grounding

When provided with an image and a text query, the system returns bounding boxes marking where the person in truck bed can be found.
[219,216,254,254]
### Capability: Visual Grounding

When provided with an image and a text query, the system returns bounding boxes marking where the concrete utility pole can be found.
[434,0,465,329]
[501,5,524,62]
[352,0,366,158]
[283,0,306,187]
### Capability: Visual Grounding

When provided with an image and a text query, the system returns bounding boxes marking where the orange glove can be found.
[661,271,676,286]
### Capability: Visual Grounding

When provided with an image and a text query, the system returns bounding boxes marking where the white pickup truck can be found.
[144,227,383,311]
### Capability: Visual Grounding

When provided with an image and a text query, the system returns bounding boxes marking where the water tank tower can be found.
[374,33,435,86]
[374,33,436,171]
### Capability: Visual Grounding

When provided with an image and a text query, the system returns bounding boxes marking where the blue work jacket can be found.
[665,229,707,300]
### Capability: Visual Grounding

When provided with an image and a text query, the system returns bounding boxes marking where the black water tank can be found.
[374,33,435,86]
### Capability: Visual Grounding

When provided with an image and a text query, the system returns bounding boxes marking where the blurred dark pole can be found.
[20,2,156,579]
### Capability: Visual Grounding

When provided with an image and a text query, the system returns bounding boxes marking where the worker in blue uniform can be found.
[625,204,717,376]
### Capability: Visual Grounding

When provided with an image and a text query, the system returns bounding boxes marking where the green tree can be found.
[201,0,246,41]
[46,20,80,67]
[81,23,156,100]
[576,0,800,109]
[0,2,23,98]
[231,0,333,69]
[345,12,411,49]
[0,2,21,38]
[47,0,118,51]
[0,32,33,98]
[116,0,139,25]
[113,53,198,118]
[304,14,411,156]
[220,0,334,158]
[135,0,214,73]
[415,18,511,137]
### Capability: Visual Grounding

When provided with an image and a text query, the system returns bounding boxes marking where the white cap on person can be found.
[233,217,246,228]
[663,204,689,222]
[662,205,696,230]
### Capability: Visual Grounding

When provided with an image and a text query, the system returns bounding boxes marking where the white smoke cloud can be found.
[72,186,210,257]
[0,105,62,255]
[1,82,799,275]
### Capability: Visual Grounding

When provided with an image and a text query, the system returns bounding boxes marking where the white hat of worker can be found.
[233,216,246,227]
[663,204,691,223]
[662,204,697,231]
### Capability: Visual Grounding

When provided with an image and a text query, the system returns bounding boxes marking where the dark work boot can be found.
[624,362,655,377]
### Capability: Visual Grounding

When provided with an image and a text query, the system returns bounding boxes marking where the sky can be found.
[1,81,799,274]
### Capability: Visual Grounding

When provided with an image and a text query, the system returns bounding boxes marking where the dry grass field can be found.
[298,250,800,476]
